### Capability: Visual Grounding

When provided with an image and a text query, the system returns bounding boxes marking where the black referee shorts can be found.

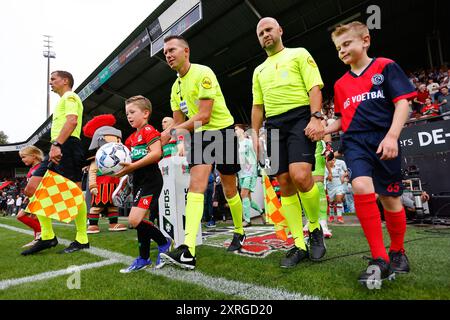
[185,126,241,175]
[33,137,84,182]
[266,106,316,175]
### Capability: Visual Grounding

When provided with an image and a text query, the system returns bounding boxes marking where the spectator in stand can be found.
[418,70,427,83]
[437,86,450,118]
[421,97,440,117]
[413,84,430,116]
[14,195,22,216]
[1,192,7,216]
[444,70,450,89]
[7,195,15,216]
[408,72,418,86]
[426,78,440,102]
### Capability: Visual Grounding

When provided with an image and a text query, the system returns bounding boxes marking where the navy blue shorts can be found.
[33,137,84,182]
[266,106,316,175]
[341,131,403,196]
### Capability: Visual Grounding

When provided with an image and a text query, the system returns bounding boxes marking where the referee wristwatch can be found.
[311,111,324,120]
[51,141,62,148]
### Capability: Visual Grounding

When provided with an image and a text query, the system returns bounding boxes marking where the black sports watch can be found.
[311,111,324,120]
[52,141,62,148]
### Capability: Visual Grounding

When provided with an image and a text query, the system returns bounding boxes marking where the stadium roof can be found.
[1,0,448,167]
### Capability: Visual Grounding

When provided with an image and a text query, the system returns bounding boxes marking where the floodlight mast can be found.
[43,35,56,119]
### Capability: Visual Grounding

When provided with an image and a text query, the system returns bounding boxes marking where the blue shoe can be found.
[120,256,151,273]
[155,238,173,269]
[206,220,216,228]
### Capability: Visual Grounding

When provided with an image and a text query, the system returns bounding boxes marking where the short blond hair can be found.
[125,95,152,114]
[331,21,370,42]
[19,145,44,162]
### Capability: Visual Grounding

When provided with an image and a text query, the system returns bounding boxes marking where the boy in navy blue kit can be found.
[325,22,417,288]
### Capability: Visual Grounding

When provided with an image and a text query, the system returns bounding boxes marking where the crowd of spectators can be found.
[0,177,27,216]
[408,66,450,120]
[320,65,450,124]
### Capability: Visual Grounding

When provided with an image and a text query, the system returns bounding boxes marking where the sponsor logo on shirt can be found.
[344,98,351,109]
[307,56,317,68]
[344,90,386,109]
[201,77,212,89]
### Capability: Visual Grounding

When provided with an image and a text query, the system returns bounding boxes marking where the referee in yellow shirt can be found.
[21,70,88,256]
[252,17,326,268]
[160,35,244,270]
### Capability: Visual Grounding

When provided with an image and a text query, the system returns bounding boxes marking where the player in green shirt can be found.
[160,35,244,270]
[21,70,89,256]
[235,124,264,227]
[161,116,178,158]
[251,17,326,268]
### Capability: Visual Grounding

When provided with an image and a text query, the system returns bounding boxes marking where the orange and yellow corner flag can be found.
[25,170,84,223]
[261,170,290,241]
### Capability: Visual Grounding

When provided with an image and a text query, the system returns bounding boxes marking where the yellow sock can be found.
[75,201,88,244]
[299,183,321,232]
[281,194,306,250]
[184,192,204,256]
[226,193,243,235]
[36,215,55,240]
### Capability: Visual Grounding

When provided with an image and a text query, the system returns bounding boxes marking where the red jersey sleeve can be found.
[142,125,161,146]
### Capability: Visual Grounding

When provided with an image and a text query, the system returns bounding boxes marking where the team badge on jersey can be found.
[371,74,384,85]
[180,101,188,115]
[201,77,212,89]
[307,56,317,68]
[344,98,351,109]
[137,195,152,210]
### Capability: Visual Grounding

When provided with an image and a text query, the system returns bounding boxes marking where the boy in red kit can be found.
[116,95,171,272]
[18,146,43,247]
[325,22,416,288]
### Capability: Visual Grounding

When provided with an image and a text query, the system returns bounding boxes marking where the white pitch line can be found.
[0,223,322,300]
[0,259,117,290]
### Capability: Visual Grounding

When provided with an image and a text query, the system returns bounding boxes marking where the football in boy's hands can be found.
[96,142,131,176]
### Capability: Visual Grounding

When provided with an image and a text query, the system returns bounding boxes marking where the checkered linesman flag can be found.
[261,169,290,241]
[25,170,84,223]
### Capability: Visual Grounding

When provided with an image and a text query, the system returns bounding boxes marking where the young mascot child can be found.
[326,22,417,288]
[18,146,43,247]
[117,95,171,272]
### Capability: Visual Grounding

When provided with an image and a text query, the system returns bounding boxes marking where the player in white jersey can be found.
[325,155,347,223]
